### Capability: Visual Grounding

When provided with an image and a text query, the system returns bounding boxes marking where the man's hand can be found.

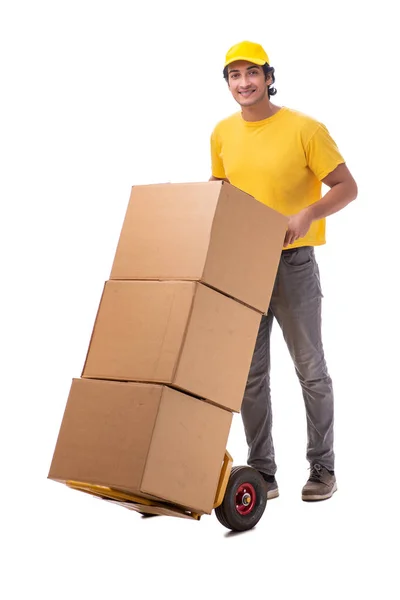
[283,210,313,247]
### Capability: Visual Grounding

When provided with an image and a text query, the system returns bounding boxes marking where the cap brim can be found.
[224,56,267,68]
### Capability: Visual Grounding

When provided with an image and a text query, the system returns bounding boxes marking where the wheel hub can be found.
[235,482,256,515]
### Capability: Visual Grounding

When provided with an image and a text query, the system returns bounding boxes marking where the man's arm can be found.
[284,163,358,247]
[307,163,358,220]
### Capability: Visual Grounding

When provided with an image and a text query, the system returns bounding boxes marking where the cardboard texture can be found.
[82,280,261,412]
[110,181,288,313]
[48,378,232,515]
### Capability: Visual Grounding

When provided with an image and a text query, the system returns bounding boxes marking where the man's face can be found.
[227,60,270,107]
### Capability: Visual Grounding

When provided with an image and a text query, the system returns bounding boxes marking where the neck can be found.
[241,99,281,122]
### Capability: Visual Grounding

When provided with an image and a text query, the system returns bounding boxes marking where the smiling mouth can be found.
[239,90,256,97]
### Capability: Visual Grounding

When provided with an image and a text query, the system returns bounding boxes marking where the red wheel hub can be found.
[235,482,256,515]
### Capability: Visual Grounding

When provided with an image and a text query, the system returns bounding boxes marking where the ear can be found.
[265,73,273,85]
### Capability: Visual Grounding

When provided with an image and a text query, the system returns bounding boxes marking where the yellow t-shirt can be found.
[210,107,345,248]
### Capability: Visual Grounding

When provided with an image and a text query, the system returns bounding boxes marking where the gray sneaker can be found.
[302,464,337,501]
[260,473,279,500]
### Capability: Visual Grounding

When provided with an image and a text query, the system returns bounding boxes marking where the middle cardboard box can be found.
[82,279,261,413]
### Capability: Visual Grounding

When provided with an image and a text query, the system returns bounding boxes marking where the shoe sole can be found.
[302,482,337,502]
[267,488,279,500]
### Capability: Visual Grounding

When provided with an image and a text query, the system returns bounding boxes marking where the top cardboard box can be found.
[110,182,288,313]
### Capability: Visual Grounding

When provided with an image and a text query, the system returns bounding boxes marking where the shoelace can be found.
[309,464,324,482]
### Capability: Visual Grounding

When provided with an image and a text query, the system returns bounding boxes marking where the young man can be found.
[210,41,358,501]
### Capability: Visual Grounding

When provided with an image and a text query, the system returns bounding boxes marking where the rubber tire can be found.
[215,466,267,532]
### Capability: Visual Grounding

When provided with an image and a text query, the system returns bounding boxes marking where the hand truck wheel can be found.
[215,466,267,532]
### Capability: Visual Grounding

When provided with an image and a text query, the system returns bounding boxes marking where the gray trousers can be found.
[241,246,334,475]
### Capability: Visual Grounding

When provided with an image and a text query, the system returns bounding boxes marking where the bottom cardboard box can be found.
[48,378,232,515]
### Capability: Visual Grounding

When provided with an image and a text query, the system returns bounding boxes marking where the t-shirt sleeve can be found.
[305,123,345,181]
[210,128,226,179]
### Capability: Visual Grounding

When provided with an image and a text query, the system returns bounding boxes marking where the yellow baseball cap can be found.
[224,41,270,68]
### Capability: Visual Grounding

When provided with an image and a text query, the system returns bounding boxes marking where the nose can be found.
[237,74,252,89]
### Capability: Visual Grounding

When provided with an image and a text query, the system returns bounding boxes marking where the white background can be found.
[1,1,399,598]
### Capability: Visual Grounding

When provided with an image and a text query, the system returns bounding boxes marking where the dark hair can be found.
[223,63,277,97]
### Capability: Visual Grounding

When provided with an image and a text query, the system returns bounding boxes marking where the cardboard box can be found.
[110,182,288,313]
[82,280,261,412]
[48,378,232,515]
